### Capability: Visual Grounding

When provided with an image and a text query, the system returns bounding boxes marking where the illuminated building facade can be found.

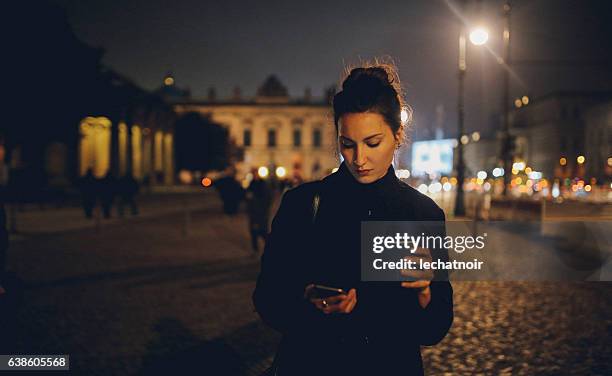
[76,89,177,186]
[510,91,612,182]
[584,101,612,183]
[3,2,177,201]
[172,75,339,180]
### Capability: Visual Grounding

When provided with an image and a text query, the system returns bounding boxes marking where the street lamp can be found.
[500,0,513,196]
[469,27,489,46]
[454,23,487,217]
[454,26,468,217]
[258,166,269,178]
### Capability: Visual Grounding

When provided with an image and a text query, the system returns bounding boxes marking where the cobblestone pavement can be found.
[4,196,612,375]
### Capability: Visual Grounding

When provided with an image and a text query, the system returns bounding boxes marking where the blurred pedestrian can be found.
[98,172,116,219]
[0,202,22,354]
[118,175,140,217]
[214,167,244,216]
[246,169,272,253]
[78,169,97,218]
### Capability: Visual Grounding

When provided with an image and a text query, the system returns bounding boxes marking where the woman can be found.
[253,64,453,375]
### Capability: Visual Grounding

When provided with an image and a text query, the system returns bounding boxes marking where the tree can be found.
[174,112,232,172]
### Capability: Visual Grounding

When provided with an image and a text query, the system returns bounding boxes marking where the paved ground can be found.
[6,191,216,235]
[3,195,612,375]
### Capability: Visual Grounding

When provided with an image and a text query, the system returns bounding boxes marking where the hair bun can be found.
[333,61,409,146]
[342,67,393,92]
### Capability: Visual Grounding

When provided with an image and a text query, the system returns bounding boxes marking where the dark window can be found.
[243,129,251,147]
[313,129,322,148]
[268,129,276,148]
[293,129,301,147]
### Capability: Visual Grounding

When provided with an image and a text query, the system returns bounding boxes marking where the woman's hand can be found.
[400,247,434,308]
[304,284,357,314]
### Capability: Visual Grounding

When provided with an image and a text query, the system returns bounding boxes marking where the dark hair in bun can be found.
[333,62,411,145]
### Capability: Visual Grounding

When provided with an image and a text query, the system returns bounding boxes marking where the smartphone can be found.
[311,284,347,299]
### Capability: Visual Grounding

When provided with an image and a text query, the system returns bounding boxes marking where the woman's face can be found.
[338,112,399,184]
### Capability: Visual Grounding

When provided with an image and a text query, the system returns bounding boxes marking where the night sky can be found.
[53,0,611,138]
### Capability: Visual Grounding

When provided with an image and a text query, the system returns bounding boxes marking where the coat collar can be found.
[332,161,400,195]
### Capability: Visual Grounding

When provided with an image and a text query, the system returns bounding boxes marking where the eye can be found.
[367,142,381,148]
[341,141,355,148]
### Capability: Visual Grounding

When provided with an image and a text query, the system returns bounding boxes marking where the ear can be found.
[394,131,402,148]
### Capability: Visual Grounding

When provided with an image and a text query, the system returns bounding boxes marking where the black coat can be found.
[253,162,453,375]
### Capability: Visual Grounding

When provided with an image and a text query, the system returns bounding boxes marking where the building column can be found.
[110,117,120,178]
[118,122,128,176]
[131,125,143,180]
[78,117,111,177]
[154,130,164,184]
[163,132,174,185]
[125,112,133,178]
[142,128,152,183]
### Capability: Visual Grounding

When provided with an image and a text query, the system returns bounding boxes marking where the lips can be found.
[357,169,372,175]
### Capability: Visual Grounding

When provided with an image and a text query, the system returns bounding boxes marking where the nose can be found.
[354,145,367,168]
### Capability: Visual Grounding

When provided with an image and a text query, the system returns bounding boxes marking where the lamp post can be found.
[500,0,512,196]
[454,1,490,217]
[454,27,467,217]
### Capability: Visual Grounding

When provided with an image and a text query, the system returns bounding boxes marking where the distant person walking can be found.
[246,169,272,253]
[0,202,21,354]
[214,168,244,216]
[117,175,140,217]
[98,172,116,219]
[78,169,97,219]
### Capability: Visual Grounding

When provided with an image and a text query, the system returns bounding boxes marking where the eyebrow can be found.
[339,133,383,142]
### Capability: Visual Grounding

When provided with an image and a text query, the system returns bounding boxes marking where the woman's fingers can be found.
[310,298,329,311]
[333,289,357,314]
[400,266,433,281]
[314,289,357,314]
[348,288,356,301]
[336,293,351,312]
[310,297,340,312]
[322,297,346,314]
[309,292,348,306]
[401,280,431,289]
[404,247,433,263]
[343,289,357,313]
[401,247,434,282]
[325,293,348,305]
[413,247,432,258]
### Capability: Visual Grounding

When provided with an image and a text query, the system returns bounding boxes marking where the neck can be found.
[338,162,397,188]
